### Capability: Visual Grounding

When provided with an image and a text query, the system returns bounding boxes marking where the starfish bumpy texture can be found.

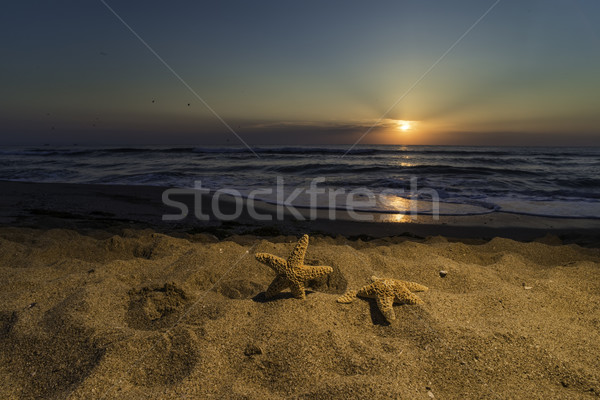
[255,234,333,300]
[337,276,428,322]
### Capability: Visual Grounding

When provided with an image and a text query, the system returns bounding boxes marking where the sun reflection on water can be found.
[378,196,415,223]
[379,213,413,223]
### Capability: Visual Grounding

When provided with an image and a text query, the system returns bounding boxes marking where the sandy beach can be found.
[4,0,600,397]
[1,181,599,399]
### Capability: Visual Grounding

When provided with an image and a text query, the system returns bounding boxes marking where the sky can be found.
[1,0,599,146]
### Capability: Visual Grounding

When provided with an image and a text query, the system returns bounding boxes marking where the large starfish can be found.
[337,276,428,322]
[255,234,333,299]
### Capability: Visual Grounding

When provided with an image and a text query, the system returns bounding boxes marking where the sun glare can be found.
[396,120,412,132]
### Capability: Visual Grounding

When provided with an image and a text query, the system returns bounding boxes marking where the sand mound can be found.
[0,291,105,399]
[126,283,189,331]
[1,228,599,399]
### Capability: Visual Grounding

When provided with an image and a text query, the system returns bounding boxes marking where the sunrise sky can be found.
[1,0,599,146]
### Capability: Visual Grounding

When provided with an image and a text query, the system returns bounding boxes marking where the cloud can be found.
[235,119,398,144]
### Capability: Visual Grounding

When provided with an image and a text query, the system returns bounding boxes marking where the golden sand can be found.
[1,228,599,399]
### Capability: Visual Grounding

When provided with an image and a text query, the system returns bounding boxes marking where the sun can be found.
[396,120,412,132]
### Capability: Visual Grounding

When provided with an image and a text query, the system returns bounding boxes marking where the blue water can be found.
[1,145,599,218]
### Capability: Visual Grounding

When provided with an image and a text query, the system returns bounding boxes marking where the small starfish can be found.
[337,276,428,322]
[255,234,333,299]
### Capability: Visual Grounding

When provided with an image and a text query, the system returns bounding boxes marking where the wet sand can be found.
[1,180,599,244]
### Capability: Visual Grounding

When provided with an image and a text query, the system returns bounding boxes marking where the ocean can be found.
[1,145,599,219]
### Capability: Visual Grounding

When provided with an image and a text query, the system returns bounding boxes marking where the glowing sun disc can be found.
[397,120,411,131]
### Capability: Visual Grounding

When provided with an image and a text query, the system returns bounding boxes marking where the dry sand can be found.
[1,228,599,399]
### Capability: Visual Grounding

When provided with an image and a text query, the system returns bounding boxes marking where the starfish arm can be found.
[393,286,424,305]
[287,234,309,267]
[400,280,429,293]
[255,253,288,274]
[289,281,306,299]
[337,289,358,303]
[295,265,333,281]
[376,294,396,322]
[265,275,291,298]
[356,282,380,299]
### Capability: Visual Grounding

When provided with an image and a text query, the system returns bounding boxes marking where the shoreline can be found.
[1,180,599,245]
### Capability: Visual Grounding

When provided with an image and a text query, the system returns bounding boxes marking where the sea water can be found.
[1,145,599,218]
